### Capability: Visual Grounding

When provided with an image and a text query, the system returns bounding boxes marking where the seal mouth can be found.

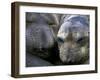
[66,48,82,63]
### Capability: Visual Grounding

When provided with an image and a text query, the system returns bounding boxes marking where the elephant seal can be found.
[57,15,89,64]
[26,13,61,65]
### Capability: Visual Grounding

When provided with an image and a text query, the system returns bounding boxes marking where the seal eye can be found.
[57,37,64,43]
[76,37,88,46]
[77,37,84,43]
[76,37,85,46]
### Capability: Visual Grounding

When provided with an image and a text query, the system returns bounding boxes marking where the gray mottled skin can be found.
[59,40,89,64]
[26,13,60,66]
[26,23,55,59]
[57,15,89,64]
[26,23,55,50]
[26,13,89,66]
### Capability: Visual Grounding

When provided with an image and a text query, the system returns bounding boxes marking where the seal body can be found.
[26,13,60,65]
